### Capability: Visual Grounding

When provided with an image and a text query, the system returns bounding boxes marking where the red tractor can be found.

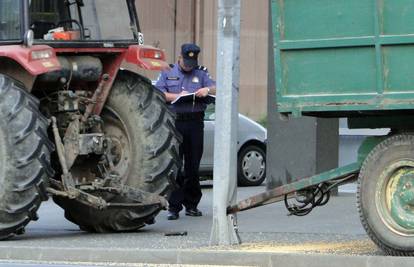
[0,0,180,238]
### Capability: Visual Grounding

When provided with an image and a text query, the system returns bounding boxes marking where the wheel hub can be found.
[386,167,414,232]
[108,138,124,166]
[242,150,265,181]
[101,109,131,183]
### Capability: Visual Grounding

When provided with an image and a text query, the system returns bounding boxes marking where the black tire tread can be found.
[357,134,414,256]
[0,74,53,240]
[54,71,180,233]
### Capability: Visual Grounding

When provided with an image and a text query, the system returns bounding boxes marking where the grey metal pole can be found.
[209,0,241,246]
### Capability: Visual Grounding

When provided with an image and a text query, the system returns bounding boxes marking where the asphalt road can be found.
[1,182,410,266]
[22,182,367,241]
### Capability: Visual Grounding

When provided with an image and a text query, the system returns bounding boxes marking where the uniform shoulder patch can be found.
[169,63,175,68]
[196,65,208,72]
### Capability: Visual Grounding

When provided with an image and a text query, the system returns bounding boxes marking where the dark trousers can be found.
[168,118,204,213]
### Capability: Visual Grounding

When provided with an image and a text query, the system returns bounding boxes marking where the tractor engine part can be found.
[38,56,102,83]
[78,134,105,155]
[57,90,88,112]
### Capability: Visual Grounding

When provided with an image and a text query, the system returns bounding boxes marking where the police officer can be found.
[156,44,216,220]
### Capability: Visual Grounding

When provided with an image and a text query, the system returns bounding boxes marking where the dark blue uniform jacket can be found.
[155,64,216,113]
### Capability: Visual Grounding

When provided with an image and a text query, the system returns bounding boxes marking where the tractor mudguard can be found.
[125,45,169,71]
[0,45,61,76]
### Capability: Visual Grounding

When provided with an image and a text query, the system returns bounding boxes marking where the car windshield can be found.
[29,0,136,41]
[0,0,21,41]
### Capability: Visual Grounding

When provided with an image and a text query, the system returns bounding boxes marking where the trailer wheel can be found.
[358,134,414,256]
[0,74,53,240]
[54,71,180,232]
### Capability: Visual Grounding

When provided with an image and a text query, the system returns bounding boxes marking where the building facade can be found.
[135,0,268,120]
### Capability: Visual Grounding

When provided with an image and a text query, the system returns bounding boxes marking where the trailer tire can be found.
[0,74,53,240]
[54,71,180,232]
[358,134,414,256]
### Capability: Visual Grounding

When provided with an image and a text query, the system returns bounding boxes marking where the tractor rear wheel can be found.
[358,134,414,256]
[54,71,180,232]
[0,74,53,240]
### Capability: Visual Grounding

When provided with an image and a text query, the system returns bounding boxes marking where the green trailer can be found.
[229,0,414,256]
[273,0,414,118]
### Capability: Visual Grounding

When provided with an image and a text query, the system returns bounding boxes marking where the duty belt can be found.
[175,112,205,121]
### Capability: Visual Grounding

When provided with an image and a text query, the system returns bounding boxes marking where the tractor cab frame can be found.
[2,0,142,46]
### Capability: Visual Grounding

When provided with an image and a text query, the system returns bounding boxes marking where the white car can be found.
[199,105,267,186]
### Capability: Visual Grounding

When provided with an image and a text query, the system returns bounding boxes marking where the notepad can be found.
[171,93,216,105]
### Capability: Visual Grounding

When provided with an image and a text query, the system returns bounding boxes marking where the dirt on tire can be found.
[357,134,414,256]
[0,74,54,240]
[53,71,181,232]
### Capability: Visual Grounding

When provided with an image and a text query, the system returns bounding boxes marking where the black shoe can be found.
[167,211,179,220]
[185,208,202,217]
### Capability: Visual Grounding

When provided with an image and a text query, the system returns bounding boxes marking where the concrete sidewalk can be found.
[0,183,413,266]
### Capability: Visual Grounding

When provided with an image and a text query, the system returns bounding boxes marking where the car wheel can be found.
[237,144,266,186]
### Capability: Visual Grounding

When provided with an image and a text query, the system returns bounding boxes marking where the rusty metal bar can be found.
[51,117,68,176]
[227,162,361,214]
[51,116,77,192]
[82,73,109,123]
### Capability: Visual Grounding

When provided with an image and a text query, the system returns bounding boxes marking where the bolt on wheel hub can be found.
[387,168,414,232]
[382,164,414,235]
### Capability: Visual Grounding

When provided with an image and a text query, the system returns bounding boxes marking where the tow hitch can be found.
[49,116,168,211]
[227,163,361,216]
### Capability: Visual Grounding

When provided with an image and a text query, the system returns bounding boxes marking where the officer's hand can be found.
[195,87,209,98]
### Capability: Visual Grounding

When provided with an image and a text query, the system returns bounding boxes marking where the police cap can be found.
[181,43,200,68]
